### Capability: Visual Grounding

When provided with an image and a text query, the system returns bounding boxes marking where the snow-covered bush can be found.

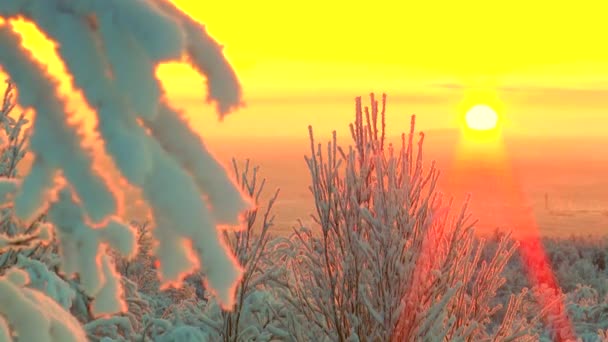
[0,80,50,273]
[492,235,608,341]
[279,94,548,341]
[0,267,88,341]
[194,159,294,341]
[112,222,159,296]
[545,236,608,299]
[0,81,95,340]
[1,107,175,339]
[566,284,608,340]
[110,159,294,341]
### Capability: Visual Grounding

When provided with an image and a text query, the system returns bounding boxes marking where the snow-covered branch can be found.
[0,0,249,318]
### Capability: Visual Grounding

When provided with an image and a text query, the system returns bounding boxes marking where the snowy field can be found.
[189,135,608,238]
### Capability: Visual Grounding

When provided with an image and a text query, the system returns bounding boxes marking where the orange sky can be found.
[166,0,608,139]
[2,4,594,330]
[3,1,608,140]
[3,1,608,241]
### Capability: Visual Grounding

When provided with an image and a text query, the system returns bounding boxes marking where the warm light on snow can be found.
[1,1,604,341]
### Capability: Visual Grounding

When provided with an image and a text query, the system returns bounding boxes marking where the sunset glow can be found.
[2,1,607,340]
[4,2,608,138]
[166,0,608,138]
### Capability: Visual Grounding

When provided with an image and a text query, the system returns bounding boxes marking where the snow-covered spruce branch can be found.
[0,0,250,318]
[0,267,88,341]
[0,86,78,342]
[0,80,56,276]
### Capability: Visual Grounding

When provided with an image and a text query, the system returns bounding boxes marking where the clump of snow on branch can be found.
[46,188,136,316]
[0,268,87,341]
[0,0,250,312]
[15,255,76,310]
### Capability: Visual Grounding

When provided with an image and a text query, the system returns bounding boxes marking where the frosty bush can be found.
[488,235,608,341]
[107,159,294,341]
[566,284,608,339]
[180,159,294,341]
[201,159,291,341]
[0,80,90,341]
[280,94,549,341]
[0,80,147,341]
[0,80,49,272]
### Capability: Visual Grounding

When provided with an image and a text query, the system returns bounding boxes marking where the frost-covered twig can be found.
[196,158,294,341]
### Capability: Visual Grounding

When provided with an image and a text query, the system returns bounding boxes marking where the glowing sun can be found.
[465,105,499,131]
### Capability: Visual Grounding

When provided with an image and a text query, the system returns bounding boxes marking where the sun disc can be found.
[465,105,499,131]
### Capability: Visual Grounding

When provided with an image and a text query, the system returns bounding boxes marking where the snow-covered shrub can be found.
[0,267,88,341]
[0,80,51,273]
[558,259,604,295]
[563,287,607,342]
[108,159,293,341]
[154,324,208,342]
[15,255,76,310]
[112,222,159,296]
[111,220,198,319]
[280,94,547,341]
[0,80,91,341]
[196,159,294,341]
[545,236,608,299]
[482,233,608,341]
[547,237,608,341]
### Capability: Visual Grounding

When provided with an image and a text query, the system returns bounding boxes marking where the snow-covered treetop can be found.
[0,0,251,311]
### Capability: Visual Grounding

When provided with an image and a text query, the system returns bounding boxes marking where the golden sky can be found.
[4,1,608,139]
[3,2,608,239]
[166,0,608,139]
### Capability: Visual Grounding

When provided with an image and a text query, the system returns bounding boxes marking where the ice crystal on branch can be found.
[0,0,249,315]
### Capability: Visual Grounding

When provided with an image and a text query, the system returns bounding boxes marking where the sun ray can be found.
[442,130,576,340]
